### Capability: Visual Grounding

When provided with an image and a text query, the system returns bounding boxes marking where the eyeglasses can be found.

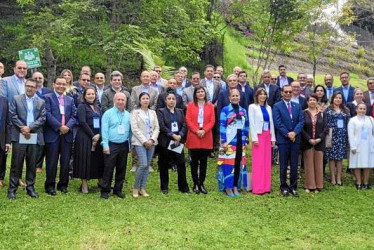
[283,91,292,94]
[81,79,90,82]
[17,67,27,70]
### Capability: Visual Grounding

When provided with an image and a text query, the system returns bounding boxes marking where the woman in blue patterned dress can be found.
[217,89,249,197]
[325,92,350,185]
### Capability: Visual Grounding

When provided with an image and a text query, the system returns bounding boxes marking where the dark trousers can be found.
[158,146,189,192]
[35,145,45,169]
[9,142,40,192]
[45,135,72,191]
[278,142,300,191]
[0,147,7,180]
[190,149,209,185]
[101,141,129,194]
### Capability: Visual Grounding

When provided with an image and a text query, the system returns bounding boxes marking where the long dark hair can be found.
[81,87,100,112]
[329,91,350,114]
[313,84,328,104]
[138,92,150,109]
[193,85,208,104]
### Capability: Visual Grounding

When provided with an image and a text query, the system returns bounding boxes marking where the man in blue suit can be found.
[273,85,304,197]
[237,71,254,107]
[334,72,354,103]
[254,70,280,107]
[276,65,294,89]
[0,60,28,103]
[44,77,77,195]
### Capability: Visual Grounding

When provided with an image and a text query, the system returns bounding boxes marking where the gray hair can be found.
[110,70,123,80]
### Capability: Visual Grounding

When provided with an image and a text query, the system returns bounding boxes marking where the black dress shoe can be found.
[281,190,289,197]
[7,191,16,200]
[290,189,299,197]
[27,188,39,198]
[363,184,371,190]
[161,189,168,194]
[100,192,109,199]
[193,184,200,194]
[208,152,215,158]
[46,189,56,196]
[58,187,68,193]
[199,185,208,194]
[113,191,125,199]
[356,184,363,190]
[181,188,190,194]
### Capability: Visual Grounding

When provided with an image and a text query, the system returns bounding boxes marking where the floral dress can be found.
[325,107,350,160]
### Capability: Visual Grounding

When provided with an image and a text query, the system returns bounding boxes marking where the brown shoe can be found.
[18,179,26,188]
[0,180,4,187]
[36,168,43,173]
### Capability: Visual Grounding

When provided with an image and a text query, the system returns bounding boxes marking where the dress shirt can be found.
[263,83,270,95]
[342,85,350,102]
[205,78,214,101]
[96,86,104,103]
[176,86,184,97]
[291,96,300,104]
[326,86,333,99]
[141,84,150,93]
[13,75,25,94]
[239,83,246,93]
[220,80,227,90]
[370,92,374,105]
[150,82,160,94]
[182,79,187,88]
[279,77,289,89]
[101,106,131,149]
[26,95,35,126]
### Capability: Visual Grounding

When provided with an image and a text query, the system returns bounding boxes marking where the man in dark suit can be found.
[0,95,10,188]
[334,72,354,103]
[254,70,280,107]
[273,85,304,197]
[276,65,294,89]
[324,73,335,100]
[200,65,221,105]
[44,77,77,195]
[363,77,374,106]
[217,74,247,115]
[290,81,307,110]
[178,66,191,89]
[7,79,46,199]
[237,71,254,106]
[72,65,92,88]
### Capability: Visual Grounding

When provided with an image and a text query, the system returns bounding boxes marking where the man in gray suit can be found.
[7,79,46,199]
[200,64,221,105]
[182,72,210,107]
[131,71,158,110]
[0,60,28,103]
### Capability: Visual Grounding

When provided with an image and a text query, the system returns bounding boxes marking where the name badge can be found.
[236,119,243,130]
[263,122,269,131]
[117,124,125,134]
[59,105,65,115]
[171,121,179,132]
[93,117,100,129]
[361,127,369,140]
[337,119,344,129]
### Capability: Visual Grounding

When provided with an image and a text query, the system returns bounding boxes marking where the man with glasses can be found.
[273,85,304,197]
[324,73,335,100]
[32,72,52,99]
[214,72,227,91]
[334,72,354,103]
[297,73,312,98]
[73,66,92,88]
[270,74,278,85]
[154,66,167,88]
[0,60,28,103]
[276,65,294,89]
[71,73,92,106]
[290,81,307,109]
[7,79,46,199]
[363,77,374,106]
[179,66,191,88]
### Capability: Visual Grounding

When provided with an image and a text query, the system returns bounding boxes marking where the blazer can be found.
[130,108,160,146]
[182,86,210,107]
[77,103,101,138]
[131,85,158,110]
[200,79,221,104]
[101,87,132,113]
[363,90,373,106]
[248,104,275,142]
[217,89,247,115]
[254,83,281,107]
[156,89,184,110]
[291,96,307,110]
[301,110,327,151]
[0,96,10,150]
[237,83,254,107]
[0,75,26,103]
[272,100,304,144]
[9,94,46,145]
[348,115,374,153]
[276,76,294,88]
[182,78,191,88]
[44,92,77,143]
[36,87,53,99]
[157,107,187,148]
[185,102,215,149]
[334,85,355,103]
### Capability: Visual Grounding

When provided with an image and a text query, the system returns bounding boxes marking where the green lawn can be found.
[1,153,374,249]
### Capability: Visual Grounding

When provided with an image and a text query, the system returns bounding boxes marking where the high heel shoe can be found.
[139,189,149,197]
[133,189,139,198]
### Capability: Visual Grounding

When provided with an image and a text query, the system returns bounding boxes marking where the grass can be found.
[1,151,374,249]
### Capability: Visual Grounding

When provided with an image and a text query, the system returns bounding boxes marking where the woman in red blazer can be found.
[185,86,215,194]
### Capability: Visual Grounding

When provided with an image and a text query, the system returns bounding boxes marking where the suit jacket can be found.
[272,100,304,144]
[200,79,221,105]
[182,86,210,107]
[238,83,254,107]
[254,83,280,107]
[301,110,327,151]
[44,93,77,143]
[9,94,46,145]
[182,78,191,88]
[300,86,312,98]
[0,75,26,103]
[157,107,187,148]
[131,85,158,110]
[36,87,53,100]
[276,76,294,88]
[0,96,10,150]
[130,108,160,146]
[291,96,307,110]
[217,88,247,115]
[248,104,276,142]
[363,90,373,106]
[101,87,132,113]
[156,89,184,110]
[334,85,354,103]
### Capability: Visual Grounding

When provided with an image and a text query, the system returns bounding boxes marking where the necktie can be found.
[287,102,292,116]
[58,95,65,125]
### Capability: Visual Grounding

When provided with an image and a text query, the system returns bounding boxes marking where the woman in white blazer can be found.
[248,88,276,194]
[348,103,374,190]
[130,92,160,197]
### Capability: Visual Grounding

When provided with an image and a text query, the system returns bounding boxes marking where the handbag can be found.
[325,128,333,148]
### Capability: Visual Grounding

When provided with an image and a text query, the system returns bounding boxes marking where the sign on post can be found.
[18,48,41,69]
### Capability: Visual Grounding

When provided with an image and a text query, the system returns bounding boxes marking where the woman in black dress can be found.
[73,87,104,193]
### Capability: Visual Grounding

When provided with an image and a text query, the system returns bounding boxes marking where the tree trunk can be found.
[44,45,56,88]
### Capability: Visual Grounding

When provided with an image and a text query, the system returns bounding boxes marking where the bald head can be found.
[114,92,127,111]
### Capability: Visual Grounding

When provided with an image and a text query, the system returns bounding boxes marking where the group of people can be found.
[0,60,373,200]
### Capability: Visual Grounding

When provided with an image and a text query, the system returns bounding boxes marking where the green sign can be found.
[18,48,41,69]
